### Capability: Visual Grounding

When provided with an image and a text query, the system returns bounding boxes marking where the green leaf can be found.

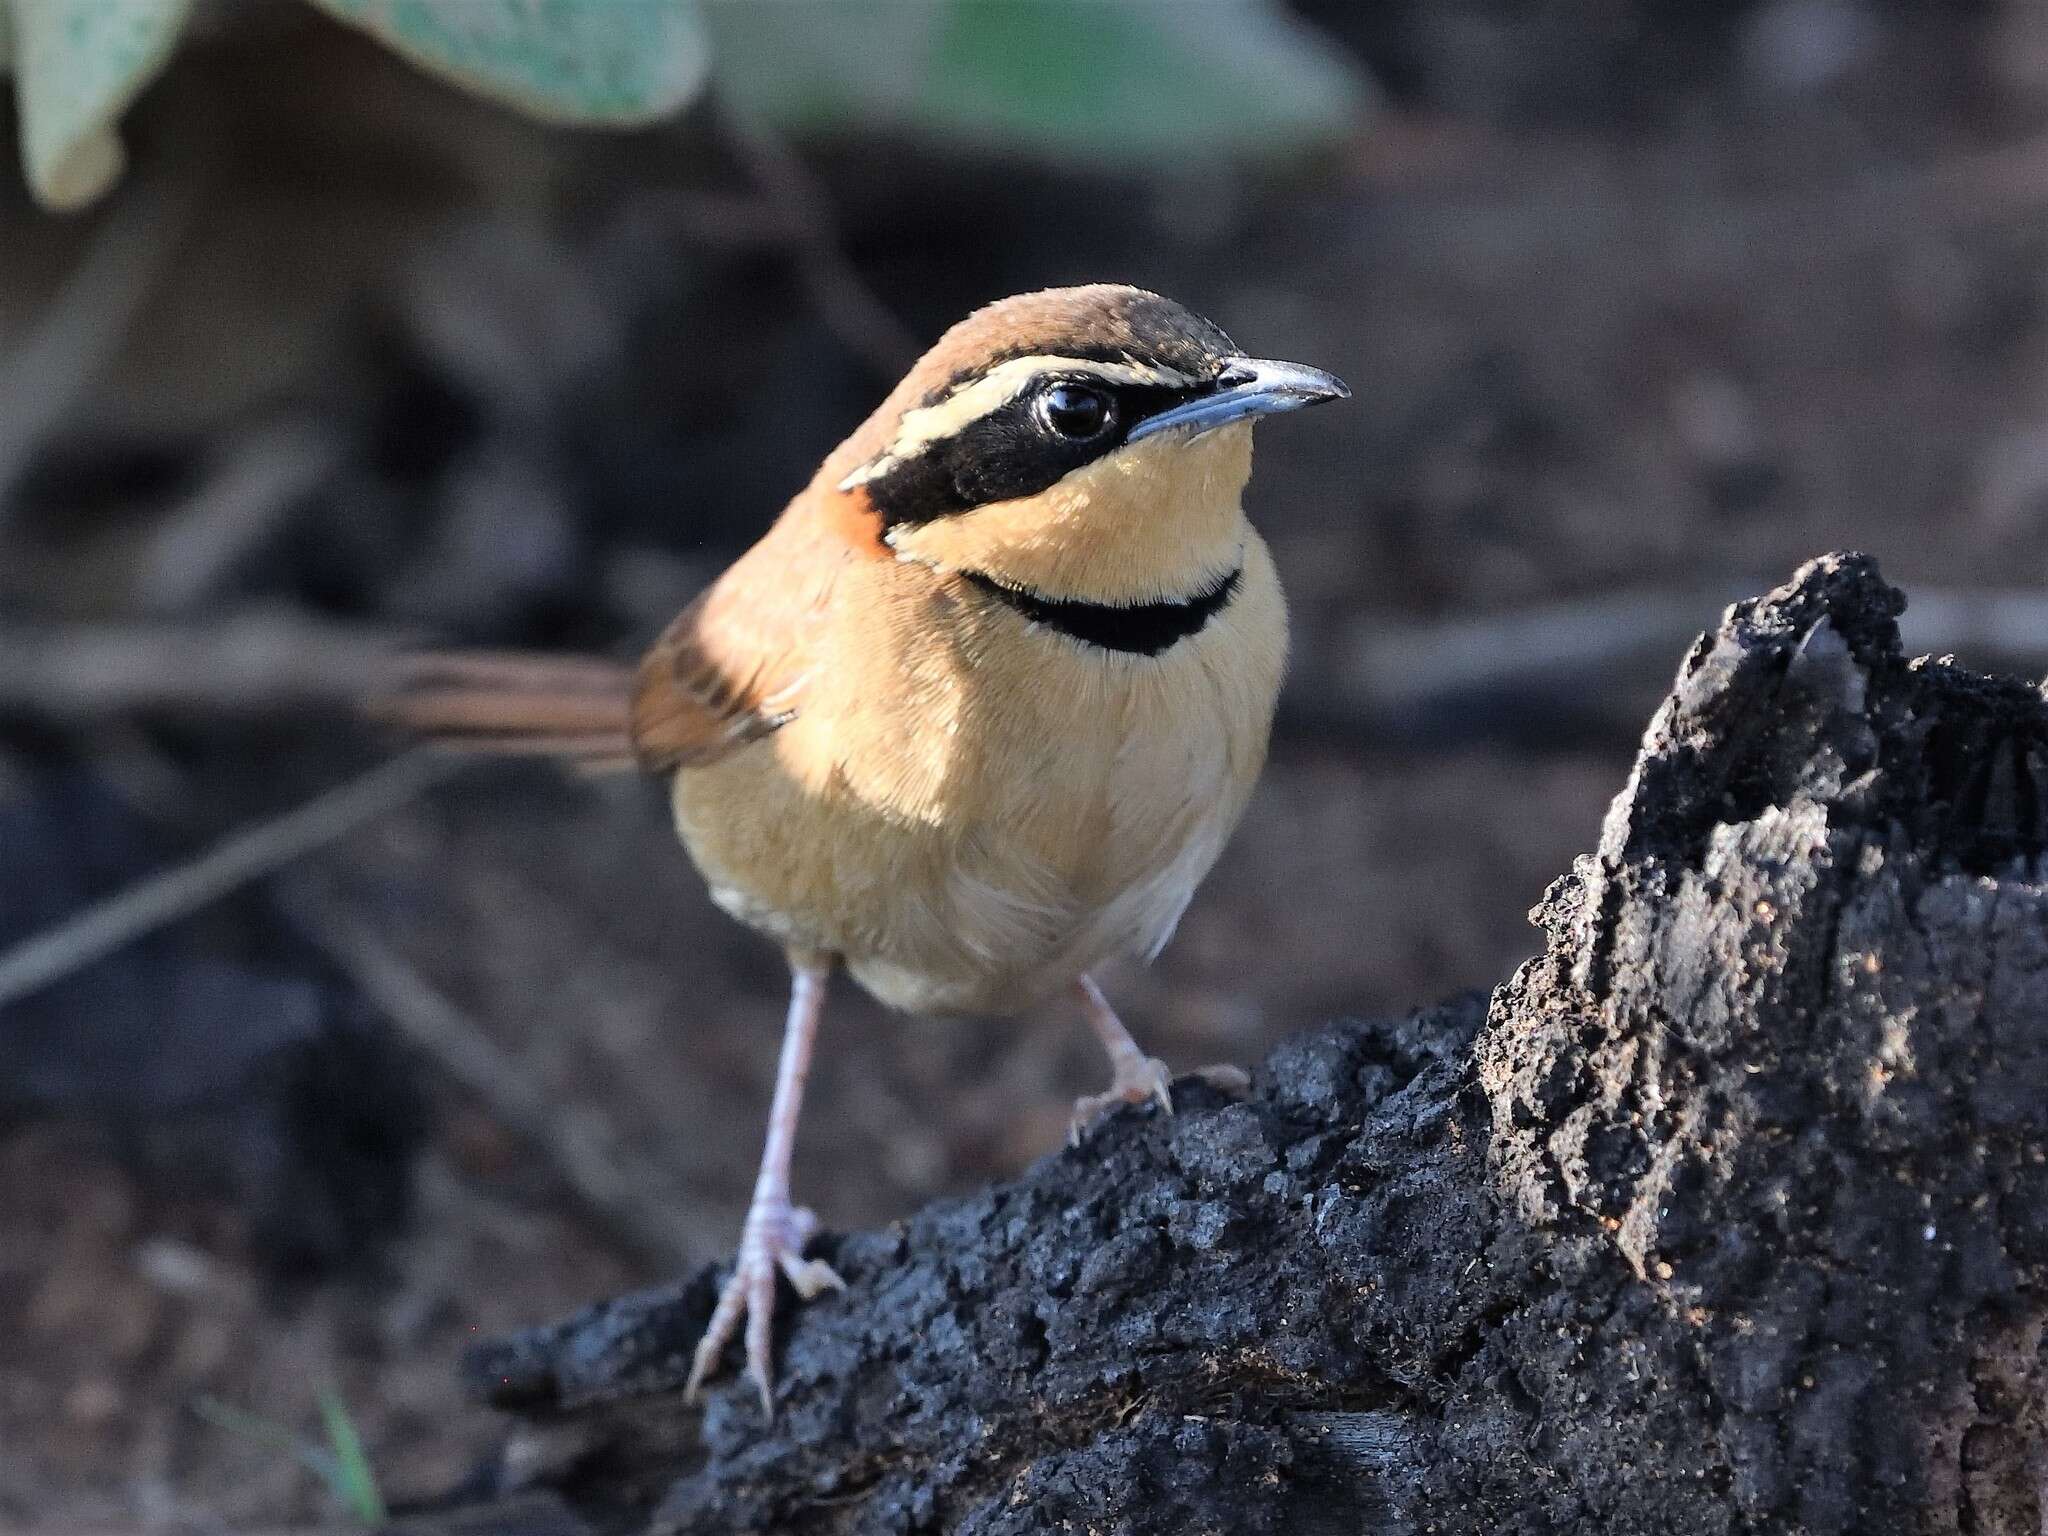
[317,1386,388,1527]
[193,1390,387,1527]
[7,0,193,209]
[704,0,1373,165]
[192,1395,337,1472]
[305,0,710,125]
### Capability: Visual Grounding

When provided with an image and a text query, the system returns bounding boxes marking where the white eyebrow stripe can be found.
[839,353,1204,490]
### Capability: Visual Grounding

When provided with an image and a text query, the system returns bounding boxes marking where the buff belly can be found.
[667,537,1286,1018]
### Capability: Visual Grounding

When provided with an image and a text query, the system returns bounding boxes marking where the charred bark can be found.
[428,554,2048,1535]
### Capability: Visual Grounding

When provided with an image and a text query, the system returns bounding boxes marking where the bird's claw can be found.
[1067,1059,1252,1145]
[1069,1052,1174,1145]
[684,1201,843,1416]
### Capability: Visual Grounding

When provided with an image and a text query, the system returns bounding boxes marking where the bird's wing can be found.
[630,505,857,774]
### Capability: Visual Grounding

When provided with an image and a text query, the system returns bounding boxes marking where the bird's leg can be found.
[685,955,844,1416]
[1068,973,1178,1143]
[1068,974,1254,1143]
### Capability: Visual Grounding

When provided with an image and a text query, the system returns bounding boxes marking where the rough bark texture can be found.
[427,554,2048,1535]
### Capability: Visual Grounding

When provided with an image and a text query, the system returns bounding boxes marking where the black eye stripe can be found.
[864,374,1218,529]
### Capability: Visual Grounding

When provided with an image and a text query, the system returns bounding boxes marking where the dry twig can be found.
[0,608,417,719]
[1295,581,2048,743]
[0,751,452,1012]
[278,877,704,1271]
[137,419,346,613]
[53,723,706,1271]
[0,158,202,528]
[712,97,922,378]
[4,585,2045,743]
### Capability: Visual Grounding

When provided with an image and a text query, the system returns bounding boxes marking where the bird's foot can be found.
[1069,1051,1174,1144]
[684,1199,844,1416]
[1068,1059,1252,1145]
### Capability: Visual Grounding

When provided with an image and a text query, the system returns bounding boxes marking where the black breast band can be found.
[963,563,1242,657]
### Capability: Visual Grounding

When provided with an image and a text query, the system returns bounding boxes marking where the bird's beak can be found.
[1125,357,1350,443]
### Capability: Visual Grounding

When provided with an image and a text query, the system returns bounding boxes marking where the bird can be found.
[382,284,1348,1415]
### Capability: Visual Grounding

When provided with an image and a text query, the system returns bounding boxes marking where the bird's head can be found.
[821,285,1347,605]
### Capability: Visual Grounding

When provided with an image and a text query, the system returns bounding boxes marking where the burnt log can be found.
[430,554,2048,1535]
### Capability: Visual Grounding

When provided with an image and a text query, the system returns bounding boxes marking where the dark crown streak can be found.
[921,291,1237,405]
[964,564,1243,657]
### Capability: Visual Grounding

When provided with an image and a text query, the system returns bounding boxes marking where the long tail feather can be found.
[372,651,640,772]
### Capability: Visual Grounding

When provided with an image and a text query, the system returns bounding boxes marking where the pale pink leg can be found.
[1068,974,1252,1144]
[685,956,844,1416]
[1068,974,1178,1143]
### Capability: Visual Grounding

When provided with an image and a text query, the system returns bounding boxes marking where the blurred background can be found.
[3,0,2046,1525]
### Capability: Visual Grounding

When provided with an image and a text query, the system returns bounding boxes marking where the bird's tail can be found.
[372,651,640,772]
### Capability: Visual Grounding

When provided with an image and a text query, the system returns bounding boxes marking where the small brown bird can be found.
[386,285,1346,1412]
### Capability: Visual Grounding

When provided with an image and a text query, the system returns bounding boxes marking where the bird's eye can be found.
[1036,383,1113,441]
